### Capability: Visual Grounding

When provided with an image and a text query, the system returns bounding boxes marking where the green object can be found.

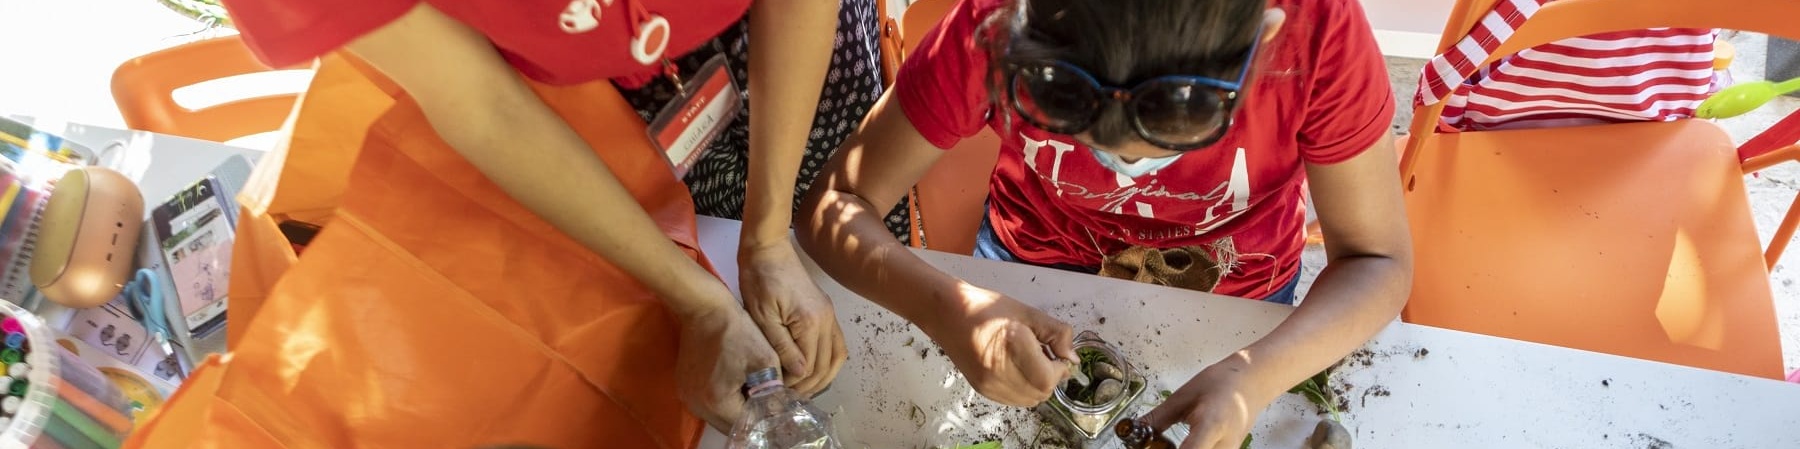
[1241,434,1254,449]
[0,348,22,364]
[1697,77,1800,119]
[42,415,107,449]
[156,0,233,28]
[1288,368,1341,423]
[52,400,123,449]
[8,379,25,397]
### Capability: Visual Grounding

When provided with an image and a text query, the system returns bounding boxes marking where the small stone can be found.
[1088,379,1125,405]
[1306,419,1353,449]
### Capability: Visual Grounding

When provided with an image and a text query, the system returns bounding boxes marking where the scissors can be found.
[123,268,173,355]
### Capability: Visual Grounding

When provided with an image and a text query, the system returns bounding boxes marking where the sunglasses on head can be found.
[1005,25,1264,151]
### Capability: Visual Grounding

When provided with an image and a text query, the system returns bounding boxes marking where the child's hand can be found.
[923,284,1075,407]
[1142,353,1275,449]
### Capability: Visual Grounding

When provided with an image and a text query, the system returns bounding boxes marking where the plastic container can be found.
[726,368,842,449]
[0,301,133,449]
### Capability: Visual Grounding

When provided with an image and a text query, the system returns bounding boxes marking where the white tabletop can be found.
[5,115,263,369]
[694,216,1800,449]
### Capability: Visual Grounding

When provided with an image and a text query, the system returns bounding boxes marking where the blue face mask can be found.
[1090,148,1184,178]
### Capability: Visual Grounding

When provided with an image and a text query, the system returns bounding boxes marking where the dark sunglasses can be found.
[1005,25,1264,151]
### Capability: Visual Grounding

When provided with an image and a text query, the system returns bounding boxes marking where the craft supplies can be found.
[0,302,133,448]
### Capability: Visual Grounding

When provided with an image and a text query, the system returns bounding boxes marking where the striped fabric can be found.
[1416,0,1717,131]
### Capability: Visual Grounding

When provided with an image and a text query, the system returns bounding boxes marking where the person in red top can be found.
[797,0,1412,445]
[219,0,865,432]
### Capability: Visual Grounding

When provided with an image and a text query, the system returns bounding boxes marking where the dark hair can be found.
[982,0,1268,148]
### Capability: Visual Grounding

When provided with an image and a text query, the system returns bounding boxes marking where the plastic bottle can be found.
[726,368,842,449]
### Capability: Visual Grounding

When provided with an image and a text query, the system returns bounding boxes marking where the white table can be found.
[5,115,263,370]
[693,217,1800,448]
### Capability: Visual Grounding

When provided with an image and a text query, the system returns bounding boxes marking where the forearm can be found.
[1226,255,1409,399]
[741,0,839,250]
[797,188,967,331]
[428,84,736,320]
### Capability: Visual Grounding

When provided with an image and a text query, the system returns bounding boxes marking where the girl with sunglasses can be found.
[797,0,1411,446]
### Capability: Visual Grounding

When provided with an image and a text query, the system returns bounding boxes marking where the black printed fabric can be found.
[616,0,911,244]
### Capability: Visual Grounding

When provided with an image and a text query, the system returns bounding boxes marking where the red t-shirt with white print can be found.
[894,0,1395,298]
[220,0,750,85]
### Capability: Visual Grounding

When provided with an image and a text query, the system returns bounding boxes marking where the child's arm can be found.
[1145,134,1412,446]
[796,92,1076,407]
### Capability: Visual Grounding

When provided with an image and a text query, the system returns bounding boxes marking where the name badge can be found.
[647,54,741,178]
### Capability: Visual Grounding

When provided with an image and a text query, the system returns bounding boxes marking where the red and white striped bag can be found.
[1416,0,1717,131]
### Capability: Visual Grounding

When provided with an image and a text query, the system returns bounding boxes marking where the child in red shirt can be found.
[798,0,1412,444]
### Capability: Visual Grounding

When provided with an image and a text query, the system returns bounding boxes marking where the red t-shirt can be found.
[895,0,1395,298]
[220,0,750,85]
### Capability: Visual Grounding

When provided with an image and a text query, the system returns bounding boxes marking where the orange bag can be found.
[125,52,708,448]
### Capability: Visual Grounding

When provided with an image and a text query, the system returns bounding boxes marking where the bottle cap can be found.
[7,379,24,397]
[742,368,784,398]
[1,396,17,414]
[0,318,20,334]
[3,333,21,349]
[6,362,26,379]
[0,349,20,364]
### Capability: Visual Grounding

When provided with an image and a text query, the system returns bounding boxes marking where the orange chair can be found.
[899,0,1003,255]
[111,35,307,143]
[1399,0,1799,379]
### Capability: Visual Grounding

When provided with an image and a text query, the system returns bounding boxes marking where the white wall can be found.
[1359,0,1453,59]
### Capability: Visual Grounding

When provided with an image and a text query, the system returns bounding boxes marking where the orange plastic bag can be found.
[126,53,707,448]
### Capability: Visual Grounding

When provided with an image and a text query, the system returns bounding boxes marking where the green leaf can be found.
[1240,434,1254,449]
[952,442,1001,449]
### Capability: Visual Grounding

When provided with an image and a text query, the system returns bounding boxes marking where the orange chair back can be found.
[111,35,305,142]
[1399,0,1800,379]
[900,0,1003,254]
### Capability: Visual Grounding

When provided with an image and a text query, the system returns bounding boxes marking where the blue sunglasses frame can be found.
[1006,24,1265,150]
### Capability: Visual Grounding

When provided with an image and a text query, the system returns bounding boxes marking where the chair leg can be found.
[1768,191,1800,271]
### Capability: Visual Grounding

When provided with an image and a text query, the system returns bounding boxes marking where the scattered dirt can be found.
[1601,379,1611,387]
[1413,348,1429,359]
[1359,385,1391,409]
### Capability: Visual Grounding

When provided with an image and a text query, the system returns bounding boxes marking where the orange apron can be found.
[124,52,707,449]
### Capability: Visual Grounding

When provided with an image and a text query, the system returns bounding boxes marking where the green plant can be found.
[158,0,232,28]
[1287,368,1341,423]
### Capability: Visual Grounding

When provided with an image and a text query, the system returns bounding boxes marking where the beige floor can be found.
[2,0,1798,374]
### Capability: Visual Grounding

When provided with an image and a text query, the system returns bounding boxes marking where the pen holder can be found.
[0,301,134,449]
[1040,331,1146,444]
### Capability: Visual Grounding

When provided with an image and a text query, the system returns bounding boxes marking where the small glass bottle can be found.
[1115,418,1177,449]
[726,368,843,449]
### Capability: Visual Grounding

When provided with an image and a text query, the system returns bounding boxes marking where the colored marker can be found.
[4,332,21,349]
[7,361,28,378]
[0,318,20,334]
[0,348,20,364]
[8,378,25,397]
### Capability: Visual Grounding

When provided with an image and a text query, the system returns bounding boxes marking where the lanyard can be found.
[622,0,682,88]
